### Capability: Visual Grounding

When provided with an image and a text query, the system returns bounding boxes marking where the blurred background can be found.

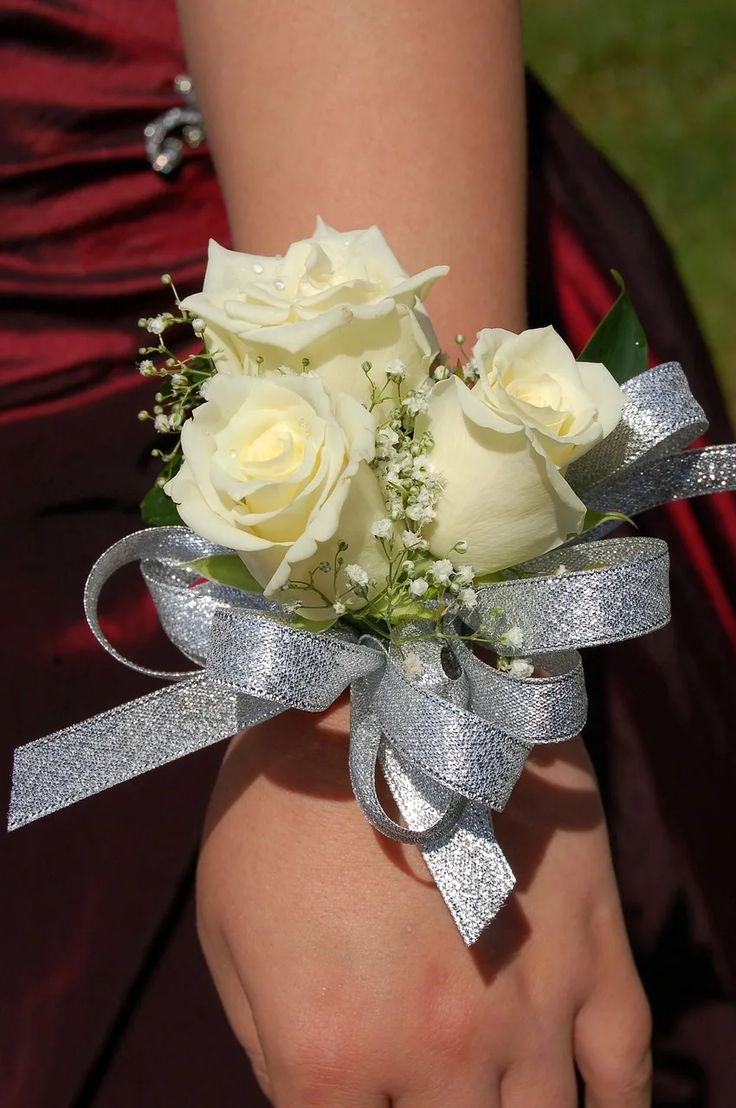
[524,0,736,422]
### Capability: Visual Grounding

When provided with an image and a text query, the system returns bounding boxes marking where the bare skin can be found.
[175,0,527,344]
[197,702,652,1106]
[177,1,653,1102]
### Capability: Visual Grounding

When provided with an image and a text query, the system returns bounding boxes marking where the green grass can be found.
[524,0,736,424]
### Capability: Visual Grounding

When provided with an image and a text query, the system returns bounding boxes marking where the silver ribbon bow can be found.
[7,363,736,944]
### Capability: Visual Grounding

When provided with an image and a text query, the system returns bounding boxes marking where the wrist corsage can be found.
[8,219,736,943]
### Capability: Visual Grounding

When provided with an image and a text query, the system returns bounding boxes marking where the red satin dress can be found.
[1,4,735,1106]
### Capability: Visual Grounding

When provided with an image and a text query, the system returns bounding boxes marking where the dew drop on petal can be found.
[252,262,264,274]
[274,279,285,291]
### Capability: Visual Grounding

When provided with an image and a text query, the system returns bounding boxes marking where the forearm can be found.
[176,0,527,347]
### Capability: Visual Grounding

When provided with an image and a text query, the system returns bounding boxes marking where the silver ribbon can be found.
[7,363,736,944]
[568,361,736,532]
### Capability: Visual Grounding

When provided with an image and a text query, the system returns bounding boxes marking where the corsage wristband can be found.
[8,222,736,944]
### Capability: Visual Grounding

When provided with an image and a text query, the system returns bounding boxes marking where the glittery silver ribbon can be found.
[7,362,736,944]
[568,361,736,534]
[9,528,588,943]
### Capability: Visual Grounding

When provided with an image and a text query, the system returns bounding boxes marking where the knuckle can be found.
[422,980,483,1065]
[628,990,654,1047]
[277,1021,359,1096]
[582,992,653,1093]
[604,1049,653,1098]
[615,989,653,1065]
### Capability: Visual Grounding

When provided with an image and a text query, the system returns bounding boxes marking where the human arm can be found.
[176,2,652,1104]
[176,0,527,343]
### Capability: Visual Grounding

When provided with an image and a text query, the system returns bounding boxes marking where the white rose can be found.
[181,217,448,407]
[416,377,586,574]
[473,326,625,467]
[165,371,388,616]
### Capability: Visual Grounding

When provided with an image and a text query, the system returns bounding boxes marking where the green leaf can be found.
[578,271,648,384]
[141,485,183,526]
[370,592,436,623]
[289,614,336,633]
[186,554,264,593]
[473,569,508,585]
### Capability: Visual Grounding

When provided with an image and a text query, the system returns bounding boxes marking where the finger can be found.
[397,1081,500,1108]
[500,1055,577,1108]
[271,1074,390,1108]
[574,976,652,1108]
[263,1011,391,1108]
[196,908,271,1096]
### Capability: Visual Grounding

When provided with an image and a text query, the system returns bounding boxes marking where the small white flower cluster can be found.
[370,518,393,541]
[373,399,443,529]
[144,313,172,336]
[501,625,524,649]
[496,625,532,678]
[401,379,434,418]
[402,652,424,679]
[352,360,486,628]
[136,277,218,496]
[345,563,370,592]
[497,656,535,679]
[385,358,407,382]
[460,357,480,384]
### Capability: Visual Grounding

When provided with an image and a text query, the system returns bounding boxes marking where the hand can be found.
[196,700,652,1107]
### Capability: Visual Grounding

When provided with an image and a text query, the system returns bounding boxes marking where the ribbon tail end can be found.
[422,804,516,945]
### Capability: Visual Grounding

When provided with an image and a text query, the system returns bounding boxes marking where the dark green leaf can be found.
[578,271,648,384]
[186,554,264,593]
[141,485,183,526]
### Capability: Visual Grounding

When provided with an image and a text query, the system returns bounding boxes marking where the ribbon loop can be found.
[461,645,587,743]
[565,363,736,534]
[579,443,736,521]
[478,536,670,654]
[85,526,238,679]
[568,362,707,502]
[349,670,467,846]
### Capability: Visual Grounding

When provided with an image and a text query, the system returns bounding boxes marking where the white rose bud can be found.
[180,219,448,411]
[472,326,625,468]
[415,377,586,575]
[165,372,387,618]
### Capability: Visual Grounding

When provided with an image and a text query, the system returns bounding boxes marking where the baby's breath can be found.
[136,274,217,488]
